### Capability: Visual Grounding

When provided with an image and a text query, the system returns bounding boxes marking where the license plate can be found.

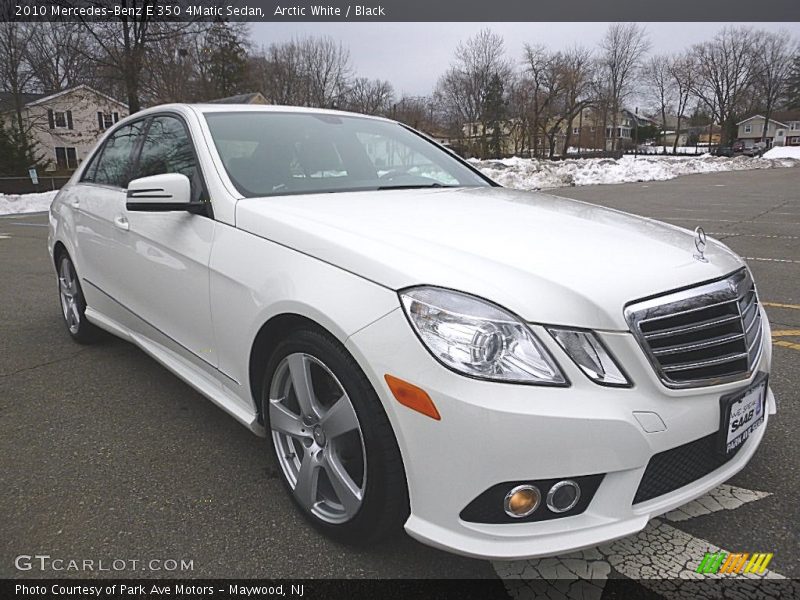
[719,375,767,455]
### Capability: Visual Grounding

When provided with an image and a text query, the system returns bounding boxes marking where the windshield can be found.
[203,111,491,197]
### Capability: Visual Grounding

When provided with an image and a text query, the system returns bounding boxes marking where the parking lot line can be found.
[743,257,800,264]
[764,303,800,311]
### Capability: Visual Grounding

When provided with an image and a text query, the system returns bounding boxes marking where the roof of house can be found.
[25,84,128,108]
[737,110,800,126]
[0,92,45,113]
[0,85,127,114]
[208,92,268,105]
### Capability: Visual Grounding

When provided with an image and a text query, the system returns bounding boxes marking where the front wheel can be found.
[57,253,100,344]
[262,327,409,544]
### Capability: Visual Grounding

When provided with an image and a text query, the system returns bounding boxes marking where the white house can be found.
[0,85,129,171]
[736,110,800,148]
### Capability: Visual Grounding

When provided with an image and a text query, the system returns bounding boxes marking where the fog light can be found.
[546,480,581,513]
[503,485,541,518]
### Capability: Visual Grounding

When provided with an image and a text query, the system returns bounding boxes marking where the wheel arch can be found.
[249,312,338,424]
[52,240,68,268]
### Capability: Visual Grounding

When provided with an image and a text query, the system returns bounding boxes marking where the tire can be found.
[56,252,100,344]
[261,327,409,544]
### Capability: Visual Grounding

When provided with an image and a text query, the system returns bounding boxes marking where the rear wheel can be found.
[262,327,408,544]
[57,253,100,344]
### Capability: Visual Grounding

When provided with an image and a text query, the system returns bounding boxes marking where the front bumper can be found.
[345,307,775,560]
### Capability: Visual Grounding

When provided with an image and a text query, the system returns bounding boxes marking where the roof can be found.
[736,110,800,127]
[25,84,128,109]
[0,92,45,112]
[0,85,127,113]
[207,92,268,105]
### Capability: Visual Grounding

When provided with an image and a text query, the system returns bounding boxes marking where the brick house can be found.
[0,85,129,171]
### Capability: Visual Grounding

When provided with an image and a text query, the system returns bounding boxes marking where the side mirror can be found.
[126,173,204,213]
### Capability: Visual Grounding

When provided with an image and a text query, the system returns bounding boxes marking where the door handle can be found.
[70,200,80,209]
[114,215,129,231]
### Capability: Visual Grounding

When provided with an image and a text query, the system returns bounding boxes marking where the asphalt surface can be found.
[1,168,798,581]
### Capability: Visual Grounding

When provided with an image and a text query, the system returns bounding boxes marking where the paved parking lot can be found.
[1,168,798,590]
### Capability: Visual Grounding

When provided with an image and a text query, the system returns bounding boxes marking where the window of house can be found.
[744,124,752,133]
[97,111,120,130]
[573,127,580,135]
[777,130,785,137]
[48,109,73,130]
[54,147,78,170]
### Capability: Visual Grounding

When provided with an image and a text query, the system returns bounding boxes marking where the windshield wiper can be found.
[376,183,459,191]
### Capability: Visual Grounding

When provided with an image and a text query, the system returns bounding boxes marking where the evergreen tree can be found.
[785,53,800,110]
[0,120,43,176]
[483,73,506,159]
[205,22,249,99]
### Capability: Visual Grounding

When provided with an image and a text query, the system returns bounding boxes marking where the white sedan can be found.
[48,104,775,559]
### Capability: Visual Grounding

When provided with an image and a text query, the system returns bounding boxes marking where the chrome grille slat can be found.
[638,296,739,325]
[661,352,748,372]
[642,314,740,340]
[625,269,764,389]
[651,333,745,356]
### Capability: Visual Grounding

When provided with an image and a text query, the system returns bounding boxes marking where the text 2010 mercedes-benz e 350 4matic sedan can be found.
[48,105,775,559]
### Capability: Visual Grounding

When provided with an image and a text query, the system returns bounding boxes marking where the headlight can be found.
[548,328,630,387]
[400,287,567,385]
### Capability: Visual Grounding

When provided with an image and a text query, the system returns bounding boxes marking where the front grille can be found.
[625,269,763,388]
[633,431,740,504]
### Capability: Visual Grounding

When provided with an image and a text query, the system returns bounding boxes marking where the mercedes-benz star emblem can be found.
[693,226,708,262]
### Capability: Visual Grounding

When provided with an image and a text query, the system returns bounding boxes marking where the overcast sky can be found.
[250,22,800,97]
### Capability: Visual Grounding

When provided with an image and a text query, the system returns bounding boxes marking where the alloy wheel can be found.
[58,258,81,335]
[269,352,367,524]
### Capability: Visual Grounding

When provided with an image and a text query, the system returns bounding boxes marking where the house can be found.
[736,110,800,148]
[568,108,655,152]
[460,118,523,158]
[0,84,128,171]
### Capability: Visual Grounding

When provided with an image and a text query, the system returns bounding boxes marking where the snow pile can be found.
[0,190,58,215]
[472,154,799,190]
[762,146,800,160]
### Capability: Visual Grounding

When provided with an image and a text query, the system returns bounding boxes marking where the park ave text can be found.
[16,584,304,597]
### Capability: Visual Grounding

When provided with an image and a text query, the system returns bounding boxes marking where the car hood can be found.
[235,186,743,330]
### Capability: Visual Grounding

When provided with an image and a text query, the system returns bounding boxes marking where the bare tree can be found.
[435,29,510,157]
[392,95,436,130]
[667,53,696,153]
[643,54,674,151]
[599,23,651,150]
[301,36,351,107]
[252,40,307,105]
[344,77,394,115]
[752,29,795,143]
[251,36,351,108]
[558,46,594,156]
[25,23,95,93]
[69,1,199,112]
[691,27,756,146]
[521,44,554,157]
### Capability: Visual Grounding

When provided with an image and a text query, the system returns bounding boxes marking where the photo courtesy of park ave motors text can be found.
[1,0,800,595]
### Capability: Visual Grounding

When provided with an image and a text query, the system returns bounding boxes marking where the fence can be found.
[0,176,71,195]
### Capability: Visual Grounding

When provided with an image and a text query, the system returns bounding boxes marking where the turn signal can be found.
[384,375,441,420]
